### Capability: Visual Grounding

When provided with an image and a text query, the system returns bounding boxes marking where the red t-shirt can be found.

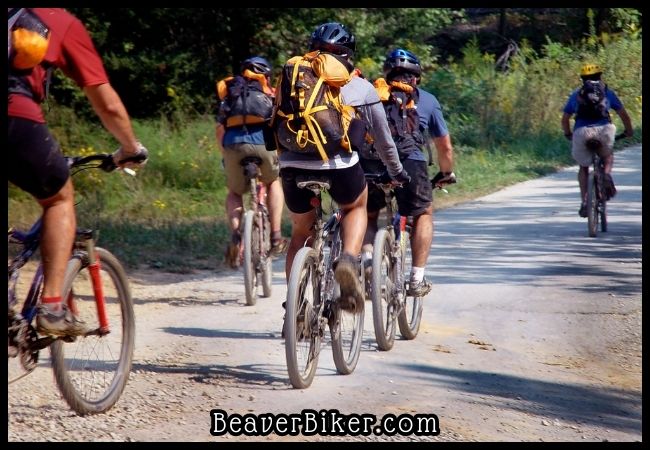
[8,8,109,123]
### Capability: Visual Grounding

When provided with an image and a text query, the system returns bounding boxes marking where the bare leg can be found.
[226,190,244,234]
[266,178,285,236]
[38,178,76,301]
[578,166,589,202]
[339,186,368,258]
[410,206,433,268]
[285,209,316,279]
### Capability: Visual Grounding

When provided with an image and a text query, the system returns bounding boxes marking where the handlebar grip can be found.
[118,152,148,165]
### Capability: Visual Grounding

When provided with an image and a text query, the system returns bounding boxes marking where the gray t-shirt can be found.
[278,76,403,177]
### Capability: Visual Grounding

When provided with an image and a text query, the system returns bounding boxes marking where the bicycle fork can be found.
[75,234,110,336]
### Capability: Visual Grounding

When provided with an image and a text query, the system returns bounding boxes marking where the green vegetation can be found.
[8,9,642,272]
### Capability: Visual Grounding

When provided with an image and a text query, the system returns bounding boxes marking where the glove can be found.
[391,169,411,186]
[431,171,457,188]
[564,132,573,141]
[113,142,149,169]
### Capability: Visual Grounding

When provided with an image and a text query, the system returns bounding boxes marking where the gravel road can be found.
[8,146,642,443]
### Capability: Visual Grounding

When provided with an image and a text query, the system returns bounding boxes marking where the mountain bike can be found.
[283,176,365,389]
[365,174,422,351]
[585,133,626,237]
[239,156,272,306]
[8,153,139,415]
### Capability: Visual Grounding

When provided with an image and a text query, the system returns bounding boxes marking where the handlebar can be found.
[66,152,146,176]
[615,132,628,141]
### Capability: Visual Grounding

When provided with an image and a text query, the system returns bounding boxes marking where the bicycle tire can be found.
[600,199,608,233]
[370,228,397,351]
[397,229,423,340]
[242,210,258,305]
[284,247,320,389]
[587,174,598,237]
[330,232,364,374]
[260,212,273,298]
[50,247,134,415]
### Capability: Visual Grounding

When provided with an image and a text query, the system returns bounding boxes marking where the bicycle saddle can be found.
[296,175,330,192]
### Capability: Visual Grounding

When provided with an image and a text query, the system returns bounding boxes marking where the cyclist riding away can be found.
[216,56,287,269]
[362,48,456,298]
[8,8,149,337]
[561,63,633,217]
[275,22,407,314]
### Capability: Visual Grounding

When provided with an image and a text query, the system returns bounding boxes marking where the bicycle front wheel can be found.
[397,229,423,340]
[284,247,320,389]
[600,198,608,233]
[371,228,397,351]
[242,210,258,305]
[50,247,135,415]
[587,173,598,237]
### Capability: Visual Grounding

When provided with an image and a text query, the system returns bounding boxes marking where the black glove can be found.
[431,171,456,188]
[391,169,411,186]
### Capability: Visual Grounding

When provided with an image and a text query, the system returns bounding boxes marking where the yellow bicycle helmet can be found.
[580,63,603,77]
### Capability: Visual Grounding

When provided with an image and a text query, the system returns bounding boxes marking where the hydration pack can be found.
[373,77,424,159]
[216,70,274,129]
[270,51,354,161]
[576,79,610,121]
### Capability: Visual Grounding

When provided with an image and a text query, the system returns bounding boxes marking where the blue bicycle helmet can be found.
[308,22,356,56]
[383,48,422,78]
[241,56,272,76]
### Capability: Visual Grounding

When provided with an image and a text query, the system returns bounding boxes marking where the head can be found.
[308,22,356,59]
[580,63,602,82]
[383,48,422,84]
[240,56,272,78]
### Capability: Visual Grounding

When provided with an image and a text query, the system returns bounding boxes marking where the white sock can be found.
[410,267,425,282]
[362,251,372,262]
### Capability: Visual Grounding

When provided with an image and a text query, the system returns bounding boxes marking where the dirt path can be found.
[8,146,642,442]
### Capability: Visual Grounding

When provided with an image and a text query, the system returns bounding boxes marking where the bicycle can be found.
[283,176,365,389]
[8,153,140,415]
[239,156,273,306]
[365,174,422,351]
[585,133,626,237]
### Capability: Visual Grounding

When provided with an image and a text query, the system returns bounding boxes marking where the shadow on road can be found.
[396,362,641,434]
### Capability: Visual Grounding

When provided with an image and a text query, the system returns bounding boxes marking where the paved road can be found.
[8,146,641,442]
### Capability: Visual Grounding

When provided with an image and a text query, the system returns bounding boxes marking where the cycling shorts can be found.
[393,158,432,217]
[280,163,367,214]
[8,117,69,200]
[222,142,280,195]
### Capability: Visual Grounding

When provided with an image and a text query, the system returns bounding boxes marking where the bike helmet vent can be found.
[308,22,356,56]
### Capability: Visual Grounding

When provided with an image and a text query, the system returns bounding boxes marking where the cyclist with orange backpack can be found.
[216,56,287,268]
[561,63,633,217]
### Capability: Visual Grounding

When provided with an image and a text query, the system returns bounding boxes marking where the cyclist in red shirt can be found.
[8,8,149,336]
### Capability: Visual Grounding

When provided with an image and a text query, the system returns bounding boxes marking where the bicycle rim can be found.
[242,210,258,305]
[50,247,134,415]
[587,175,598,237]
[371,229,396,351]
[284,247,320,389]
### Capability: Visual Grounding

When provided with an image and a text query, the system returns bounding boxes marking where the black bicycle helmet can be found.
[383,48,422,78]
[241,56,272,76]
[308,22,356,56]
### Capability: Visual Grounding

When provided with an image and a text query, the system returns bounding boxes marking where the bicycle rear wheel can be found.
[371,229,397,351]
[242,210,258,305]
[284,247,320,389]
[260,212,273,298]
[600,199,608,233]
[330,300,365,374]
[587,173,598,237]
[50,247,134,415]
[397,229,423,340]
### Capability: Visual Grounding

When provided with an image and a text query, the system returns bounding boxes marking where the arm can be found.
[561,112,572,139]
[433,134,454,173]
[366,101,404,178]
[83,83,141,155]
[615,106,634,137]
[216,123,226,148]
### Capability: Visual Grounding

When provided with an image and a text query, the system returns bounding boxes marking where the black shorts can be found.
[393,158,432,217]
[8,117,69,200]
[280,163,367,214]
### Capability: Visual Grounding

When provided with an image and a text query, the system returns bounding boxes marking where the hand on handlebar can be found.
[431,171,457,189]
[112,143,149,170]
[378,169,410,187]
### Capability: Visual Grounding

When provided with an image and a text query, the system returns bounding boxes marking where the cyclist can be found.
[362,49,456,298]
[216,56,287,269]
[8,8,148,337]
[279,22,407,314]
[561,63,633,217]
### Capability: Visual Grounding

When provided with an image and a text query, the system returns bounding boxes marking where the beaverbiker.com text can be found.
[210,409,440,437]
